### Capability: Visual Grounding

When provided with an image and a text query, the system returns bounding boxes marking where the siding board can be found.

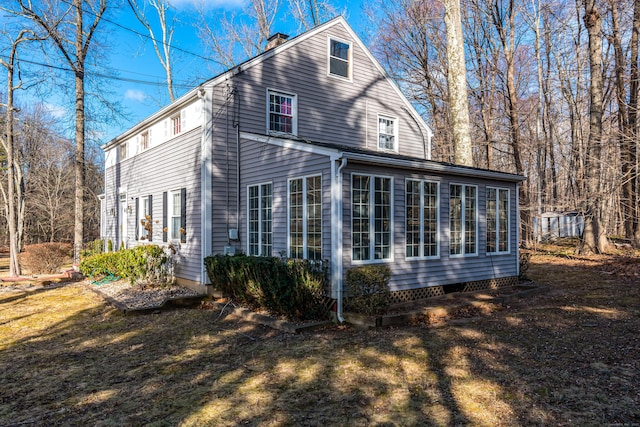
[104,127,202,282]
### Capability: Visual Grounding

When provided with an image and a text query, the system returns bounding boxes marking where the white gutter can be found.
[331,156,348,323]
[342,152,525,182]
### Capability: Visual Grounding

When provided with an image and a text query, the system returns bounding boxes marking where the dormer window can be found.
[267,89,297,135]
[378,115,398,151]
[329,37,351,80]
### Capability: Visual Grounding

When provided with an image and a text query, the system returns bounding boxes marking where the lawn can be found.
[1,250,639,426]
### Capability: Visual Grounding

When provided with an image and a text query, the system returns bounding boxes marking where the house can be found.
[101,17,525,319]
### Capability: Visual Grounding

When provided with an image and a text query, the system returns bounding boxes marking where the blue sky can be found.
[91,0,367,144]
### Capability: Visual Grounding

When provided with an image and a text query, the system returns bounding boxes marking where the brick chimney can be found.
[266,33,289,50]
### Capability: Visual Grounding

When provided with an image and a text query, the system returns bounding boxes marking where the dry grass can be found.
[1,248,639,426]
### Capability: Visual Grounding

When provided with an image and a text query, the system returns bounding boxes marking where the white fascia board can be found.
[240,132,342,159]
[343,152,526,182]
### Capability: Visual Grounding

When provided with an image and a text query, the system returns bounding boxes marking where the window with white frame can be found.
[140,131,149,151]
[486,187,510,253]
[171,113,181,136]
[119,143,127,160]
[248,183,272,256]
[406,179,439,258]
[449,184,477,256]
[268,90,297,135]
[289,175,322,260]
[329,38,351,79]
[139,196,150,240]
[169,190,182,241]
[378,115,398,151]
[352,174,392,261]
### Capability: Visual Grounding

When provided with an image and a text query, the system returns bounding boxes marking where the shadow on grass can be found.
[0,253,638,426]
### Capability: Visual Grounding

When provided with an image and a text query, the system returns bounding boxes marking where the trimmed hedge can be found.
[344,264,391,315]
[80,244,175,286]
[204,254,329,320]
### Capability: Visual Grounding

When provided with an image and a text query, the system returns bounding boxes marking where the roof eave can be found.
[342,152,526,182]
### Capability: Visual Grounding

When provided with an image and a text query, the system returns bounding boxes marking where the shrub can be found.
[204,254,329,321]
[20,243,73,274]
[80,244,176,286]
[82,239,104,258]
[344,265,391,315]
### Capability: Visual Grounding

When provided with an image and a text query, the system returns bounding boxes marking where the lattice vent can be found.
[389,286,445,304]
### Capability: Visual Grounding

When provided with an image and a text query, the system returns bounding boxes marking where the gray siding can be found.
[341,162,519,292]
[103,127,203,282]
[234,138,332,258]
[231,23,428,158]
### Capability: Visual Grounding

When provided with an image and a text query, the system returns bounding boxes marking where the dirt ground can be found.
[1,247,639,426]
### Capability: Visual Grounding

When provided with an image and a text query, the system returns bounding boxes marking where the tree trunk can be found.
[73,0,85,266]
[580,0,608,254]
[630,0,640,244]
[5,57,21,277]
[443,0,473,166]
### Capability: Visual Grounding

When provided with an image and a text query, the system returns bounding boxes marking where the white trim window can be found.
[406,179,439,259]
[170,114,181,136]
[140,130,149,151]
[486,187,510,253]
[119,143,127,161]
[352,174,392,262]
[449,184,477,256]
[289,175,322,260]
[267,89,297,135]
[378,115,398,151]
[328,37,352,80]
[139,196,150,240]
[169,190,182,241]
[248,183,272,256]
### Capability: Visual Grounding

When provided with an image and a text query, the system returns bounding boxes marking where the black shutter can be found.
[180,188,186,243]
[135,197,139,240]
[162,191,168,242]
[148,195,153,242]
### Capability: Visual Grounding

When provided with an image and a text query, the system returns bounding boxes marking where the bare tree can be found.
[128,0,176,102]
[197,0,281,70]
[17,0,107,265]
[0,29,38,277]
[580,0,608,253]
[288,0,337,30]
[443,0,473,166]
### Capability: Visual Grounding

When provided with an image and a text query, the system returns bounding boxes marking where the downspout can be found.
[233,88,240,232]
[198,87,212,284]
[332,156,348,323]
[516,184,520,278]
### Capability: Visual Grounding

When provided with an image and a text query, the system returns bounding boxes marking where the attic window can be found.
[329,38,351,80]
[171,114,181,136]
[119,143,127,160]
[140,131,149,151]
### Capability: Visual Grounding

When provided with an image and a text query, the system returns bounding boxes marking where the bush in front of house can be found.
[344,264,391,316]
[19,242,73,274]
[81,239,105,258]
[204,254,329,321]
[80,244,175,286]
